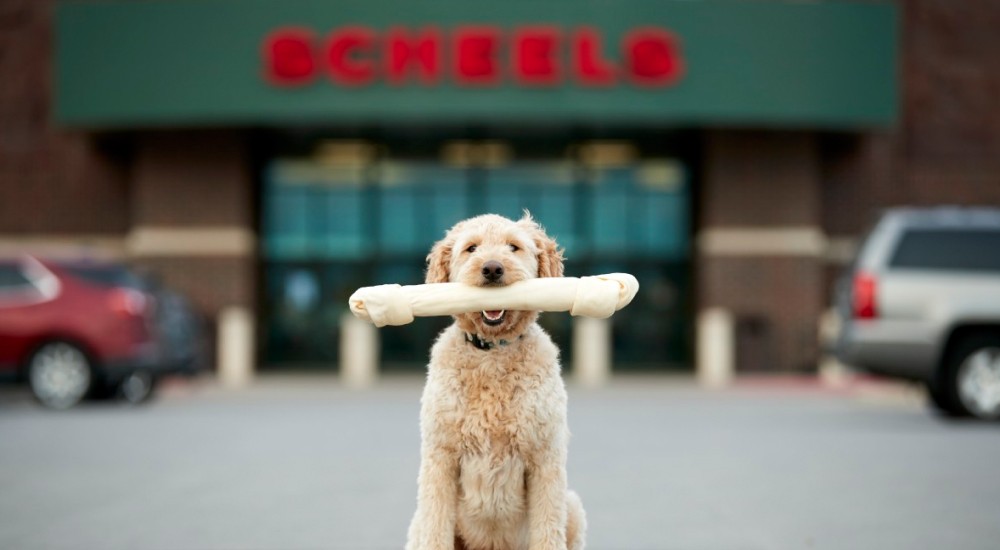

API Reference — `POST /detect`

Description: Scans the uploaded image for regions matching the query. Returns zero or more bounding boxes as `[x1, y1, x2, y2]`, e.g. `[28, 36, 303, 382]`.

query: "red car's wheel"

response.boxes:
[27, 342, 93, 409]
[118, 370, 157, 405]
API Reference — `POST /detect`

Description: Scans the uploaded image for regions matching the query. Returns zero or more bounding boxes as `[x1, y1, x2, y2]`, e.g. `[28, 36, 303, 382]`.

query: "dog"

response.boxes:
[406, 213, 586, 550]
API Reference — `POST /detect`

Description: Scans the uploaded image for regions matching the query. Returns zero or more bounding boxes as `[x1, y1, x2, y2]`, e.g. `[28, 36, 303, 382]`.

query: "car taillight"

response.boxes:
[109, 288, 148, 317]
[852, 272, 878, 319]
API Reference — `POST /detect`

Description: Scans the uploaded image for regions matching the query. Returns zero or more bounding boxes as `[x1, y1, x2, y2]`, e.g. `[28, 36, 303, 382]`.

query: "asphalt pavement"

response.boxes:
[1, 374, 998, 550]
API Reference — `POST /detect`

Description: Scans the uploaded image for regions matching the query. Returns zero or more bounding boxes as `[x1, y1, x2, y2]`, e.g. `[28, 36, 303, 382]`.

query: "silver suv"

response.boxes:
[835, 207, 1000, 419]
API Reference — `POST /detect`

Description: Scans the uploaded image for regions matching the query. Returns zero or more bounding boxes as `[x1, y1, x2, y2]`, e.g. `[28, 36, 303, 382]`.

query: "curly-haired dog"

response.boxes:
[406, 213, 586, 550]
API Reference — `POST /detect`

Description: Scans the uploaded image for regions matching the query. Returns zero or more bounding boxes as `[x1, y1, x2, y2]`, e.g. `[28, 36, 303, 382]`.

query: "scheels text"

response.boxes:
[263, 25, 684, 87]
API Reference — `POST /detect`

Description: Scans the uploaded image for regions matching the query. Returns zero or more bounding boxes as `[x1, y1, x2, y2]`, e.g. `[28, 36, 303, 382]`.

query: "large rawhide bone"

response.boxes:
[349, 273, 640, 327]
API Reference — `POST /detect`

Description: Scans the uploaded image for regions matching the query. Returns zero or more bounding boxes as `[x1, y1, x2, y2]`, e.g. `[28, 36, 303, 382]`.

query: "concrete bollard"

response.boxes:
[573, 317, 611, 388]
[218, 306, 254, 388]
[340, 312, 379, 389]
[697, 307, 734, 388]
[818, 308, 851, 387]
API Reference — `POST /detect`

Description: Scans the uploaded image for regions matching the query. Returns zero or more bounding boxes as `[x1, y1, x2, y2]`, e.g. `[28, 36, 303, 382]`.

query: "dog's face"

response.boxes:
[426, 213, 564, 339]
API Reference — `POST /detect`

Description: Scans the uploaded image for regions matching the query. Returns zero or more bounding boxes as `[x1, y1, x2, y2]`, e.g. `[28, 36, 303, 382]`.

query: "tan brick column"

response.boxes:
[128, 130, 256, 375]
[697, 130, 825, 372]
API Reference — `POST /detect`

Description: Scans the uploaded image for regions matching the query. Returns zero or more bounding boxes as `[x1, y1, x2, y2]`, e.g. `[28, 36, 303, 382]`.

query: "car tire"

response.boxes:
[924, 380, 960, 416]
[27, 341, 93, 409]
[935, 332, 1000, 420]
[118, 370, 156, 405]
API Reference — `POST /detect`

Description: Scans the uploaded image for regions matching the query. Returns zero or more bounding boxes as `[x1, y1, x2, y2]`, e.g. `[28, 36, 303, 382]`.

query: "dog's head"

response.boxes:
[426, 212, 564, 340]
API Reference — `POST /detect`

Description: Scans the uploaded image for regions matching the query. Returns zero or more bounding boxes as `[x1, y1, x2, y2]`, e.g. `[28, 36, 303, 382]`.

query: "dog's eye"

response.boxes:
[509, 244, 520, 252]
[465, 244, 477, 253]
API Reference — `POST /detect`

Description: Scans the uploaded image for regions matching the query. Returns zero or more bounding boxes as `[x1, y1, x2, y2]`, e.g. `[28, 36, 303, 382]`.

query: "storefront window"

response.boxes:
[486, 162, 578, 254]
[264, 161, 369, 259]
[261, 141, 691, 370]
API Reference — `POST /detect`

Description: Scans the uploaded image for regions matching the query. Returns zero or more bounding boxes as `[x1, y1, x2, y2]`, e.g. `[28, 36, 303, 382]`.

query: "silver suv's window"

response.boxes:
[889, 229, 1000, 273]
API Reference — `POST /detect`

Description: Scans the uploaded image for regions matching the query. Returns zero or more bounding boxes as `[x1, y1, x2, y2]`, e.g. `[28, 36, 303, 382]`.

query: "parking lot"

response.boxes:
[1, 374, 998, 550]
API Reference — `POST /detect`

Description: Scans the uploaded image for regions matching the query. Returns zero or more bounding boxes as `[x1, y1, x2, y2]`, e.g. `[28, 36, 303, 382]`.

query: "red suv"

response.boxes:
[0, 256, 203, 408]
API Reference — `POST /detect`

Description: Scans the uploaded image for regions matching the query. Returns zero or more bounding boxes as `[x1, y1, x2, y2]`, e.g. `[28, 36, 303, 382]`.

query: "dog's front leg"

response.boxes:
[406, 446, 459, 550]
[526, 451, 569, 550]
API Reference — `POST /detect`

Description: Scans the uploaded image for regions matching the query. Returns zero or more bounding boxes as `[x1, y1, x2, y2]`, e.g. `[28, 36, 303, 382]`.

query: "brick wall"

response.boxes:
[0, 0, 128, 236]
[821, 0, 1000, 238]
[132, 131, 253, 228]
[699, 131, 824, 372]
[127, 130, 257, 368]
[701, 131, 821, 228]
[130, 130, 256, 315]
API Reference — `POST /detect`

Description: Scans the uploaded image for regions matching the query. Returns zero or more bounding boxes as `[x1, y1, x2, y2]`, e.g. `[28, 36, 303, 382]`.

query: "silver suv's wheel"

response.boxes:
[28, 342, 92, 409]
[956, 347, 1000, 420]
[935, 333, 1000, 420]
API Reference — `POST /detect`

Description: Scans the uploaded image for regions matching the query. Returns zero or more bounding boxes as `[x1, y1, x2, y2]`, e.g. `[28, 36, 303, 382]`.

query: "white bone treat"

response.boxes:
[348, 273, 639, 327]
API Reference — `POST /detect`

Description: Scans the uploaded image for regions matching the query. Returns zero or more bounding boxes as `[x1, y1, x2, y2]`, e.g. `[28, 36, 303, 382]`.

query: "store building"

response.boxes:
[3, 0, 996, 375]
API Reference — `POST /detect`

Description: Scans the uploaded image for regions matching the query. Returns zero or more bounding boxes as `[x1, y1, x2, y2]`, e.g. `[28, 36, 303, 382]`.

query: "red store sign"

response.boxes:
[263, 25, 684, 87]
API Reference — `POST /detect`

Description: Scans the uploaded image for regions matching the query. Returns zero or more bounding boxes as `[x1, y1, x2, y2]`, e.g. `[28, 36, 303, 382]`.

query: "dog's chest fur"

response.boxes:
[455, 354, 529, 456]
[429, 324, 564, 461]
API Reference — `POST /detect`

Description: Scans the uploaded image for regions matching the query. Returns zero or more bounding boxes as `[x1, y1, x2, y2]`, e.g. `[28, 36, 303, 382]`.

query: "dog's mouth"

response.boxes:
[481, 310, 506, 326]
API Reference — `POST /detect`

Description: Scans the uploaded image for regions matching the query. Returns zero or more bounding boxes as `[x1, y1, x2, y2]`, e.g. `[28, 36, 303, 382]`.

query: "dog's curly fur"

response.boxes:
[406, 213, 586, 550]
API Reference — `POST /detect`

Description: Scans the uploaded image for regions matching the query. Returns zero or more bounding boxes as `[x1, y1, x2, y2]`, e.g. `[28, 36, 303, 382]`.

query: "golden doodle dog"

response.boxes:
[406, 213, 586, 550]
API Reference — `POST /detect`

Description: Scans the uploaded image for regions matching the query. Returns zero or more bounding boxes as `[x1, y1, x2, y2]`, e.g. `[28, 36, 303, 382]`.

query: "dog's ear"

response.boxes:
[425, 236, 453, 284]
[518, 211, 564, 278]
[535, 230, 565, 278]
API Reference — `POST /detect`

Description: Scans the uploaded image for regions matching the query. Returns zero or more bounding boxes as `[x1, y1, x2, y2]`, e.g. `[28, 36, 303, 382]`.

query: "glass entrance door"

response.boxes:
[260, 141, 691, 370]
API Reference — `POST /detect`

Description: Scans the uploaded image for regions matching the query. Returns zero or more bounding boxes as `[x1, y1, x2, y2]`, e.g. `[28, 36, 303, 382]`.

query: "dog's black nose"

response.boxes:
[481, 260, 504, 282]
